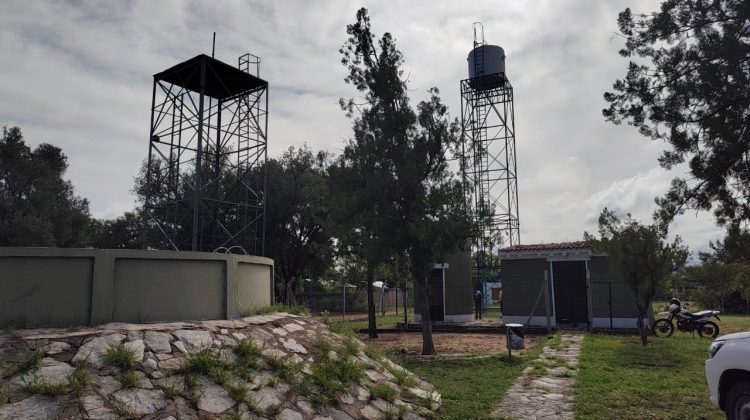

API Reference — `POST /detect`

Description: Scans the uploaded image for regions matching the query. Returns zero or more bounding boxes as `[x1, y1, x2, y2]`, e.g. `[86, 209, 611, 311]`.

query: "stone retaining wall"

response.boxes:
[0, 313, 440, 419]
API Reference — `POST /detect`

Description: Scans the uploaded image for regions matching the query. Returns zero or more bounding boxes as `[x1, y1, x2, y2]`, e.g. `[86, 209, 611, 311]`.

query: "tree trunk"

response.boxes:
[636, 303, 648, 346]
[366, 265, 378, 339]
[420, 277, 436, 355]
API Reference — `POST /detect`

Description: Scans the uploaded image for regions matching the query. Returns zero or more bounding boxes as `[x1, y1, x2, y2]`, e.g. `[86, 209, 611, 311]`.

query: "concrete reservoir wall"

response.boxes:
[0, 248, 274, 328]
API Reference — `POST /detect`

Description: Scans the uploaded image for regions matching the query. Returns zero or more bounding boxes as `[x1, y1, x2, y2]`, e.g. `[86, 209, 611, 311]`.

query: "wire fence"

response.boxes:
[299, 286, 409, 317]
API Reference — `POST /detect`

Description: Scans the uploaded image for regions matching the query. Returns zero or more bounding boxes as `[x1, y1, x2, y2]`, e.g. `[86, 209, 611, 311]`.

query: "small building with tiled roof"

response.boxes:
[498, 241, 641, 329]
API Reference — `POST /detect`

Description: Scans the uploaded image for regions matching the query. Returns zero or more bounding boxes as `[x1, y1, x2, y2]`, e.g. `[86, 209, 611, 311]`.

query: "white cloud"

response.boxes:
[0, 0, 725, 255]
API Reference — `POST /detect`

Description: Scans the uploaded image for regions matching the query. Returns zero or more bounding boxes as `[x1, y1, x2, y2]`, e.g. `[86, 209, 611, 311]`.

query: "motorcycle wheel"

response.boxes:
[698, 321, 720, 339]
[652, 319, 674, 337]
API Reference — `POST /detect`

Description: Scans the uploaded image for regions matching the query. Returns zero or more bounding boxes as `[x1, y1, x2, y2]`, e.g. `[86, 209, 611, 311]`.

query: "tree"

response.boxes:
[337, 8, 472, 351]
[700, 223, 750, 264]
[585, 208, 688, 345]
[689, 262, 740, 312]
[264, 145, 335, 305]
[604, 1, 750, 227]
[697, 224, 750, 312]
[89, 211, 143, 249]
[0, 126, 91, 247]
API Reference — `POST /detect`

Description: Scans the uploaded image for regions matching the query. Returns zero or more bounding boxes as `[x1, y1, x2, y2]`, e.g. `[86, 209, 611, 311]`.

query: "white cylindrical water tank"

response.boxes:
[467, 45, 505, 79]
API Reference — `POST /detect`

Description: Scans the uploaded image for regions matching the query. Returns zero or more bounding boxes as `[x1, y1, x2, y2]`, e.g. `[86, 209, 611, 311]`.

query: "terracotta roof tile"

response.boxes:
[500, 241, 589, 252]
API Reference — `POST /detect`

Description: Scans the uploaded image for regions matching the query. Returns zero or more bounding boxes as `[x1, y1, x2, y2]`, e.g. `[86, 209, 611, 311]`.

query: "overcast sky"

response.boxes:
[0, 0, 722, 257]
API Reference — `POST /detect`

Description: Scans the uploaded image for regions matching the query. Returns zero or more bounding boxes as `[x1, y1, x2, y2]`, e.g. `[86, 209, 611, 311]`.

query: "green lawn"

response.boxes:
[399, 338, 547, 420]
[574, 314, 750, 419]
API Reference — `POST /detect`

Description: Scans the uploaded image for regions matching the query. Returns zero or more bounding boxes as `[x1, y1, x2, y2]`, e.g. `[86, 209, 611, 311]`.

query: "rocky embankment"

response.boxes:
[0, 313, 440, 419]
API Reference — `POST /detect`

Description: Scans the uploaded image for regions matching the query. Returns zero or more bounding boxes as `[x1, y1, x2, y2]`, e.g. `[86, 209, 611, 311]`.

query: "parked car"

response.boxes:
[705, 331, 750, 419]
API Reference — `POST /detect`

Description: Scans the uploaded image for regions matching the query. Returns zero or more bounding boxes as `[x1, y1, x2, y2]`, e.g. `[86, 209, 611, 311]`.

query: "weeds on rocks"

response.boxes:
[314, 335, 333, 357]
[161, 380, 181, 399]
[364, 343, 384, 361]
[66, 365, 91, 394]
[178, 348, 234, 385]
[120, 370, 139, 388]
[386, 363, 416, 388]
[227, 382, 249, 403]
[383, 404, 407, 420]
[106, 396, 136, 419]
[341, 337, 360, 358]
[103, 345, 137, 370]
[369, 383, 397, 402]
[307, 333, 366, 401]
[309, 392, 333, 408]
[184, 373, 202, 405]
[4, 348, 43, 378]
[233, 339, 262, 370]
[21, 376, 67, 395]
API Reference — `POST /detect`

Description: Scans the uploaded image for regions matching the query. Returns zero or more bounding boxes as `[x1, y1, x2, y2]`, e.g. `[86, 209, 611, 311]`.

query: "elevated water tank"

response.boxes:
[467, 45, 505, 79]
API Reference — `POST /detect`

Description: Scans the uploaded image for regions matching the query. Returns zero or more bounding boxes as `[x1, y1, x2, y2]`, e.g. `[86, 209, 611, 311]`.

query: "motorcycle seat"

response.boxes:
[687, 310, 713, 318]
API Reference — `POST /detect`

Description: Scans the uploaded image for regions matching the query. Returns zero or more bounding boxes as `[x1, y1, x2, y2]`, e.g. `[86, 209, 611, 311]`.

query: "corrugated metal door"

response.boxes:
[552, 261, 588, 324]
[429, 268, 445, 321]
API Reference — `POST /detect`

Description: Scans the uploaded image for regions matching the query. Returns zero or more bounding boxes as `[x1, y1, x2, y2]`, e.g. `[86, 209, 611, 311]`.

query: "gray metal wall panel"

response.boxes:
[501, 258, 552, 316]
[236, 263, 272, 315]
[588, 256, 638, 318]
[444, 251, 473, 316]
[112, 258, 225, 323]
[0, 247, 275, 327]
[0, 256, 93, 327]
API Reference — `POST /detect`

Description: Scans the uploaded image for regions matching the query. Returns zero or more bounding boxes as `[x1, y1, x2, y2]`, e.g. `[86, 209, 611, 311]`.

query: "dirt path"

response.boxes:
[362, 332, 542, 356]
[490, 332, 583, 419]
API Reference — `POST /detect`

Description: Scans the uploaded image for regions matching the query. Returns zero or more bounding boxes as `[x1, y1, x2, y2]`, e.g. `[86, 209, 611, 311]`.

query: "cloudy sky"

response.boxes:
[0, 0, 722, 257]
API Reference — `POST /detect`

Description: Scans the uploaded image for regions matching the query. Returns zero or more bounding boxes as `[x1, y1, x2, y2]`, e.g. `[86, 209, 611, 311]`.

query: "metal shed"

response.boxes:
[499, 242, 642, 329]
[414, 251, 474, 323]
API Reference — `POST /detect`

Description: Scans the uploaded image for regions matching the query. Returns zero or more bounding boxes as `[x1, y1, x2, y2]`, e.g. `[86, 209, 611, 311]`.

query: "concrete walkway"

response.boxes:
[490, 332, 583, 419]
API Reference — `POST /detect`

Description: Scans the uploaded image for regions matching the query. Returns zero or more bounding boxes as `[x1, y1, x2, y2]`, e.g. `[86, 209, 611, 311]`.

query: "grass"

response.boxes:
[325, 311, 414, 335]
[527, 360, 548, 377]
[184, 373, 202, 405]
[369, 382, 397, 402]
[21, 376, 68, 395]
[66, 364, 91, 394]
[364, 342, 385, 361]
[305, 335, 366, 405]
[233, 339, 262, 379]
[106, 396, 136, 419]
[102, 345, 137, 370]
[2, 348, 43, 379]
[572, 316, 750, 419]
[120, 370, 140, 388]
[178, 348, 233, 385]
[399, 340, 545, 419]
[161, 379, 181, 399]
[241, 304, 309, 317]
[342, 336, 360, 357]
[227, 382, 249, 403]
[385, 363, 416, 388]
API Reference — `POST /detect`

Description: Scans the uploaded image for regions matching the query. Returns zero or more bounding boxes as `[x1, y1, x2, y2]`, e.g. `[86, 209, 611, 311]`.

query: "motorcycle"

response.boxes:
[652, 298, 721, 339]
